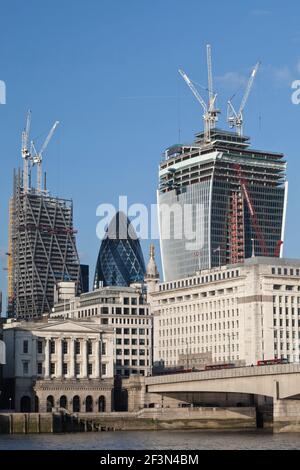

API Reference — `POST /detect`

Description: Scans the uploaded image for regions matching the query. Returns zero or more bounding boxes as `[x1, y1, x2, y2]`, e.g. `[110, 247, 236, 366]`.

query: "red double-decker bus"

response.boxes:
[257, 358, 288, 366]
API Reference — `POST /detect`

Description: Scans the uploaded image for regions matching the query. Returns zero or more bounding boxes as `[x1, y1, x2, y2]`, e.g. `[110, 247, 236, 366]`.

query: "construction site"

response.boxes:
[7, 112, 81, 319]
[158, 46, 287, 281]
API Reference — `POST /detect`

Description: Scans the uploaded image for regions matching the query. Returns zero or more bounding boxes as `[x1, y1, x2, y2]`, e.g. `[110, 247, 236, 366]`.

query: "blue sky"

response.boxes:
[1, 0, 300, 310]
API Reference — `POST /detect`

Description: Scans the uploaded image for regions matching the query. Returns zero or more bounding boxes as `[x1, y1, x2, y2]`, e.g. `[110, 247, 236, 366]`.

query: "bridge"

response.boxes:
[145, 364, 300, 432]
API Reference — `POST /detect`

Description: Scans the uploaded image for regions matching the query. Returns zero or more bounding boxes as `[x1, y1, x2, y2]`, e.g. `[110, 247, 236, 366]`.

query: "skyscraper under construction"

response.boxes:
[8, 113, 81, 318]
[158, 46, 287, 281]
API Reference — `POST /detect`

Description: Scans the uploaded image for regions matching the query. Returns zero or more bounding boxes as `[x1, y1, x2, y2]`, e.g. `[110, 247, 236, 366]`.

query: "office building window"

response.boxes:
[75, 341, 80, 355]
[23, 361, 29, 374]
[23, 340, 28, 354]
[62, 340, 68, 354]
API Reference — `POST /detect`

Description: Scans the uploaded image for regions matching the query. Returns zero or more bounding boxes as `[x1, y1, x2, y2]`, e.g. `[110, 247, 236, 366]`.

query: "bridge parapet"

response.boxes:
[146, 364, 300, 387]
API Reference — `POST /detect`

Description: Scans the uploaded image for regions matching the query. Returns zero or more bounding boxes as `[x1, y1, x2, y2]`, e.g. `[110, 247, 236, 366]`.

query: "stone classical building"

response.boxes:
[51, 284, 152, 377]
[3, 318, 114, 413]
[148, 257, 300, 367]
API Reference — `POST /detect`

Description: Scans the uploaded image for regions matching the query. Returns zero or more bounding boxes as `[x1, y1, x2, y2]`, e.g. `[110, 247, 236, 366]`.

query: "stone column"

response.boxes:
[57, 338, 63, 378]
[82, 340, 88, 378]
[94, 340, 100, 378]
[70, 338, 76, 378]
[44, 338, 50, 378]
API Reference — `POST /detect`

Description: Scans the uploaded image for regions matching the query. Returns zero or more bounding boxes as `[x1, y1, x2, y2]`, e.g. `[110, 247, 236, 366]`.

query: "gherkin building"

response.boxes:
[94, 211, 146, 288]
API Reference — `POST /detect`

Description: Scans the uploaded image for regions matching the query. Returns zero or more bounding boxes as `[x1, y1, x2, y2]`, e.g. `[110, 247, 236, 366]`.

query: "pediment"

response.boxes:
[33, 320, 102, 334]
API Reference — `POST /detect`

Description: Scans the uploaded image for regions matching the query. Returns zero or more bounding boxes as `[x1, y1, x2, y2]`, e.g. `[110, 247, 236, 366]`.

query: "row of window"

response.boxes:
[116, 349, 147, 356]
[159, 335, 240, 348]
[23, 340, 106, 356]
[159, 270, 240, 291]
[115, 328, 147, 335]
[272, 267, 300, 276]
[116, 338, 147, 345]
[159, 310, 239, 326]
[24, 362, 108, 376]
[273, 284, 300, 291]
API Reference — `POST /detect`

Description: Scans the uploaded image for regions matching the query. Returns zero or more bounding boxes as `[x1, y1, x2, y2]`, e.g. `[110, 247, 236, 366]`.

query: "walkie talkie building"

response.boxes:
[158, 129, 287, 281]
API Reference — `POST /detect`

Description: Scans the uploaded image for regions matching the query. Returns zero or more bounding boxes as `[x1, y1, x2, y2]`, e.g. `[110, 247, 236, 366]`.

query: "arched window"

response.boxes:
[73, 395, 80, 413]
[34, 396, 39, 413]
[98, 396, 106, 412]
[46, 395, 54, 412]
[20, 396, 31, 412]
[86, 396, 93, 412]
[60, 395, 68, 409]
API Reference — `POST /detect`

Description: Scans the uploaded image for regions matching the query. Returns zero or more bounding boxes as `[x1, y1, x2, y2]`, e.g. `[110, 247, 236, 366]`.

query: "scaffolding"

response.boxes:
[10, 170, 81, 319]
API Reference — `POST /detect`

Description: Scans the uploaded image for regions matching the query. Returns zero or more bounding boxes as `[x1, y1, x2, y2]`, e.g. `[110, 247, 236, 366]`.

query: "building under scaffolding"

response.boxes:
[8, 170, 81, 318]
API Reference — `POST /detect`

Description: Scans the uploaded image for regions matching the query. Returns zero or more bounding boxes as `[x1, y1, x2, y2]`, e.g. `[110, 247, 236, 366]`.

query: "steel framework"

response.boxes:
[10, 170, 81, 318]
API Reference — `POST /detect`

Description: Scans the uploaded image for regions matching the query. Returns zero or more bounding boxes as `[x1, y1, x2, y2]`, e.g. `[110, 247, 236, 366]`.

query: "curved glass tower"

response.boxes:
[94, 211, 146, 288]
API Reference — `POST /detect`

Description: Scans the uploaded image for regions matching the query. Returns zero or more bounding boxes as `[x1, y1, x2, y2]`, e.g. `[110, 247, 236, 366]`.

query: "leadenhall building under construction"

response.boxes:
[8, 112, 81, 319]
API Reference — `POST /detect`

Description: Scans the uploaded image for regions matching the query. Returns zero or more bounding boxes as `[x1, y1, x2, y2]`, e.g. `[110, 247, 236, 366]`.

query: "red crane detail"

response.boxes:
[233, 163, 269, 257]
[274, 240, 283, 257]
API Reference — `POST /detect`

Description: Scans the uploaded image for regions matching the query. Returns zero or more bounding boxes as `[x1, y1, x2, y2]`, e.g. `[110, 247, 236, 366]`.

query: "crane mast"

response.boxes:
[21, 110, 32, 194]
[227, 61, 260, 136]
[178, 45, 219, 143]
[31, 121, 60, 192]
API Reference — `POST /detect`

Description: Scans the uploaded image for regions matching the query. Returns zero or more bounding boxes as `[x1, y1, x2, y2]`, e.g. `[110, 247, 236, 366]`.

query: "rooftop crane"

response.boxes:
[227, 61, 260, 136]
[179, 44, 220, 143]
[31, 121, 60, 192]
[206, 44, 220, 130]
[21, 110, 32, 193]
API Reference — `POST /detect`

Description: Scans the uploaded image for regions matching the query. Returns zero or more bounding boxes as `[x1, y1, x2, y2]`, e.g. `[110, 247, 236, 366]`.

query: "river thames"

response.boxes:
[0, 430, 300, 450]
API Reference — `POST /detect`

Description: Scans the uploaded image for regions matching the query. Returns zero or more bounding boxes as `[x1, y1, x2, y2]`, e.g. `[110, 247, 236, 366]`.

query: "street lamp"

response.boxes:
[8, 397, 12, 411]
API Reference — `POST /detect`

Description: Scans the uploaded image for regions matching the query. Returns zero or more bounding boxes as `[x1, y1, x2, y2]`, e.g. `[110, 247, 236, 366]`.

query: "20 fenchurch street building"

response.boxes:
[158, 129, 287, 281]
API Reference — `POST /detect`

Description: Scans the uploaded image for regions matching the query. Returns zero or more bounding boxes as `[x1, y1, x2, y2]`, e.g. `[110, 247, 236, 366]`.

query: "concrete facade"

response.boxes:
[148, 257, 300, 367]
[2, 318, 114, 413]
[50, 285, 152, 377]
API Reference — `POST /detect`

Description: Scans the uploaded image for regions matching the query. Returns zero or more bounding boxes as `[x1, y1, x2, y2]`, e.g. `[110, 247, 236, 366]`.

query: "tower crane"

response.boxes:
[21, 110, 32, 193]
[178, 44, 220, 143]
[227, 61, 260, 136]
[31, 121, 60, 192]
[233, 163, 269, 257]
[206, 44, 220, 130]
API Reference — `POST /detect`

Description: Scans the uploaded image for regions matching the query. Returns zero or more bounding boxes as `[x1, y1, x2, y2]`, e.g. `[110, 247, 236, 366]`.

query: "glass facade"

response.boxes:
[158, 129, 287, 281]
[94, 211, 146, 288]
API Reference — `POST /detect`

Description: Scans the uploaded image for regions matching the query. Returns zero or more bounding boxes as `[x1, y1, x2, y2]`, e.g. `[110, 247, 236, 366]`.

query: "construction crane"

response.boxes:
[233, 163, 269, 257]
[206, 44, 220, 130]
[31, 121, 60, 192]
[227, 62, 260, 136]
[178, 44, 220, 143]
[21, 110, 32, 193]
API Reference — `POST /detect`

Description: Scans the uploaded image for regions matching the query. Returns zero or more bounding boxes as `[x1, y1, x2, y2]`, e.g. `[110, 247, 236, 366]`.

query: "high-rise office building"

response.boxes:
[158, 129, 287, 281]
[94, 211, 146, 288]
[10, 171, 81, 319]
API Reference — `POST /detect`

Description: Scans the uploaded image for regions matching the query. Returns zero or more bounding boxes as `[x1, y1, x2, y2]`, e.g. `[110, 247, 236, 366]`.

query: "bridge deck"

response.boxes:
[146, 364, 300, 386]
